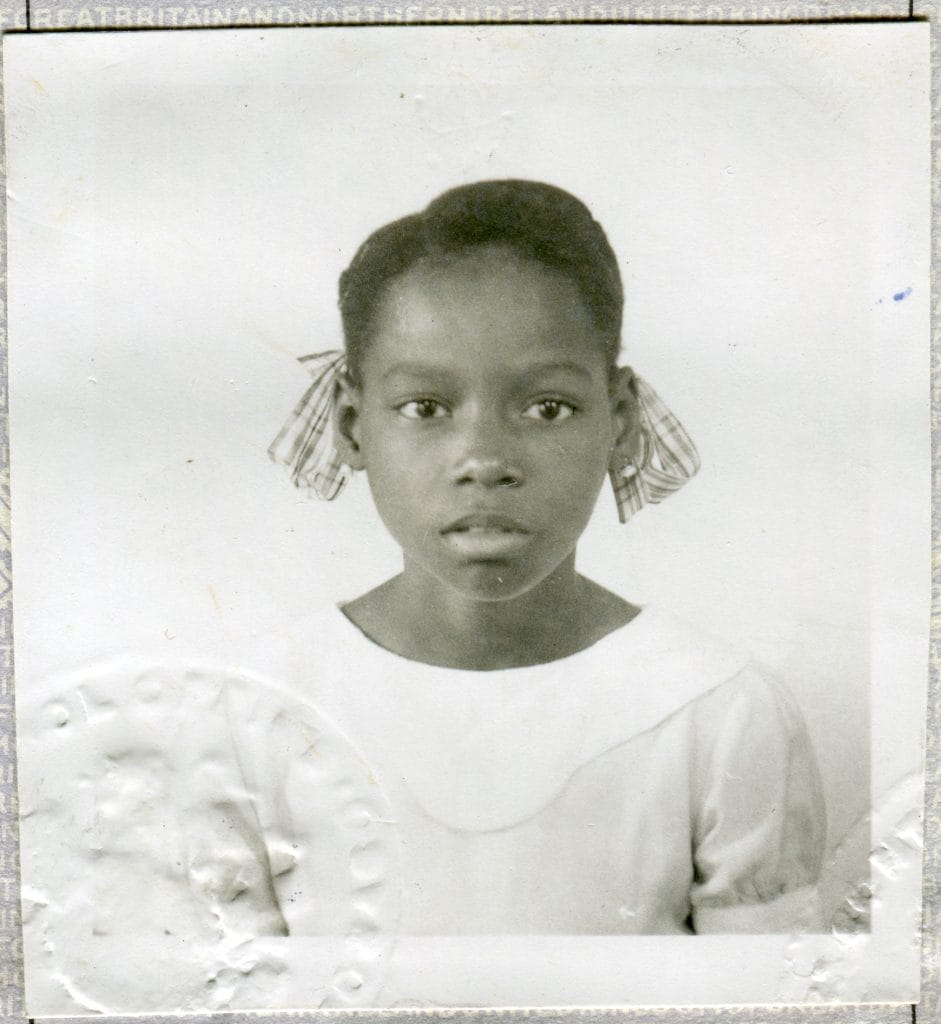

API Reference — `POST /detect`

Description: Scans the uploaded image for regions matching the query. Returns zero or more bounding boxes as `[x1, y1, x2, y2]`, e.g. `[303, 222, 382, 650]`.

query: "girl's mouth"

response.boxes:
[443, 512, 528, 533]
[441, 514, 530, 557]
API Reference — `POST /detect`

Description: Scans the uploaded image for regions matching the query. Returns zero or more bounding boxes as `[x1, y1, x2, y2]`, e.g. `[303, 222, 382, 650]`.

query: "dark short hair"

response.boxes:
[338, 179, 623, 382]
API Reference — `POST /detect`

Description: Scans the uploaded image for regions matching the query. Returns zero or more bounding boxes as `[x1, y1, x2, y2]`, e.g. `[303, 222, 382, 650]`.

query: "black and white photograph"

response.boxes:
[3, 23, 929, 1012]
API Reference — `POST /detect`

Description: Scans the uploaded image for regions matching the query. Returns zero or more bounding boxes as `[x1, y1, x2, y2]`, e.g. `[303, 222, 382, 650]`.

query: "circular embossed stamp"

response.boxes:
[18, 659, 400, 1013]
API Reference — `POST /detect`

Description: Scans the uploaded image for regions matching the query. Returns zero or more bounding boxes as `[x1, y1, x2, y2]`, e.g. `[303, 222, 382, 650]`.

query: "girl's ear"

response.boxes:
[609, 365, 643, 468]
[333, 372, 366, 471]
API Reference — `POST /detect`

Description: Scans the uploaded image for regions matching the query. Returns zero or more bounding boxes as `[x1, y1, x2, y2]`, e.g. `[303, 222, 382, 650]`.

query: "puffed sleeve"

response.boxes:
[688, 666, 827, 933]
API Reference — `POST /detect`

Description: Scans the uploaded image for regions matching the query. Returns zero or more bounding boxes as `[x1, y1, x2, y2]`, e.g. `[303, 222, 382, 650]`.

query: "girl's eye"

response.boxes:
[397, 398, 449, 420]
[522, 399, 577, 422]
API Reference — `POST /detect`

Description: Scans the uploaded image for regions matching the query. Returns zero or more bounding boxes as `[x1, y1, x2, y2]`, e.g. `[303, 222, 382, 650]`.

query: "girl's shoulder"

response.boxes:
[591, 607, 810, 753]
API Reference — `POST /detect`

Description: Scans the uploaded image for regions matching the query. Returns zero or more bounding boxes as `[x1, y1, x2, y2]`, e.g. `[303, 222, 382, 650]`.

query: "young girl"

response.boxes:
[265, 179, 826, 936]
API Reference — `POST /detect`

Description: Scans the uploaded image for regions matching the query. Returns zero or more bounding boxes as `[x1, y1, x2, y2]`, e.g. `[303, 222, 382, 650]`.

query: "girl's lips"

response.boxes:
[441, 514, 531, 558]
[442, 513, 528, 534]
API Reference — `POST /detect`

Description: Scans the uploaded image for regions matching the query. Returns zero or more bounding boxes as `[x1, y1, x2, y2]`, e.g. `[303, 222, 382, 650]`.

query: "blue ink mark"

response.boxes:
[893, 287, 912, 302]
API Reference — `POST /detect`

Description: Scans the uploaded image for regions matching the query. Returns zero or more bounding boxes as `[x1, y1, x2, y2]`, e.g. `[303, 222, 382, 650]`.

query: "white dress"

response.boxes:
[238, 604, 827, 936]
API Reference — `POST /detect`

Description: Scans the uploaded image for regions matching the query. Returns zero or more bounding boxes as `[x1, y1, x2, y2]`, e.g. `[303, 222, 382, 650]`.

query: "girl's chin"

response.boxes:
[433, 563, 566, 604]
[400, 545, 581, 604]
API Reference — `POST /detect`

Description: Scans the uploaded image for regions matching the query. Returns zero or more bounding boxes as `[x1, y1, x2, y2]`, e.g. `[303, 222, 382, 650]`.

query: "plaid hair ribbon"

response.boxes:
[608, 376, 701, 524]
[269, 350, 700, 521]
[267, 350, 351, 499]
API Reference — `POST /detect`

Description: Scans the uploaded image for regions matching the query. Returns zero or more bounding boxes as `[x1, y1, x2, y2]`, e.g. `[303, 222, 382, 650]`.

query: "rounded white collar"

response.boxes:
[264, 605, 750, 833]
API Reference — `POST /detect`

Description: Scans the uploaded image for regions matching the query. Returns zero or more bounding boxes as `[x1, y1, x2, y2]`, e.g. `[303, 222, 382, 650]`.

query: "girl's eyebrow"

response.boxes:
[520, 360, 595, 382]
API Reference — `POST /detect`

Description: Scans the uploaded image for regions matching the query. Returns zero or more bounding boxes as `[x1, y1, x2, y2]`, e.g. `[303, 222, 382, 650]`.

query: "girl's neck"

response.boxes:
[342, 559, 640, 671]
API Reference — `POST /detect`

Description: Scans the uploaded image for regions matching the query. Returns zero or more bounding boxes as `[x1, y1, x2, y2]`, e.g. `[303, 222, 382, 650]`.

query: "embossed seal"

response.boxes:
[18, 659, 400, 1013]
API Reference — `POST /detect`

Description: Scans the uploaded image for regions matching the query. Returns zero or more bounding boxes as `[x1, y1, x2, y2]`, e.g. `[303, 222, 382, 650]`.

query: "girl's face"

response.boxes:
[338, 247, 635, 603]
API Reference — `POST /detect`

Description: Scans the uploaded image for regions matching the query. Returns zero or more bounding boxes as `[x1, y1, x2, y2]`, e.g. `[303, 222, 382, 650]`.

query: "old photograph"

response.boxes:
[4, 23, 929, 1012]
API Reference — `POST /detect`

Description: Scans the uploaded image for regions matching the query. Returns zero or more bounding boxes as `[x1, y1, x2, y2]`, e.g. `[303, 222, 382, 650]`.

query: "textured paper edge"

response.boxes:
[0, 5, 933, 1023]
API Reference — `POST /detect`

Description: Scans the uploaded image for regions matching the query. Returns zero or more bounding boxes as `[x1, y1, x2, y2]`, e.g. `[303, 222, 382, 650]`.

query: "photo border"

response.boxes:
[0, 5, 933, 1022]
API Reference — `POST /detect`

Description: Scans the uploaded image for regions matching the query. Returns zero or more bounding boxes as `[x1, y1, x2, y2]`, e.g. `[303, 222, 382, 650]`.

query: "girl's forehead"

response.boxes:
[361, 255, 608, 383]
[367, 247, 606, 371]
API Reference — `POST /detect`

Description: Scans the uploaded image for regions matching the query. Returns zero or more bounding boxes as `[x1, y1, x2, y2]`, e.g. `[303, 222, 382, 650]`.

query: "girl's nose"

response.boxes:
[452, 454, 522, 489]
[450, 406, 524, 488]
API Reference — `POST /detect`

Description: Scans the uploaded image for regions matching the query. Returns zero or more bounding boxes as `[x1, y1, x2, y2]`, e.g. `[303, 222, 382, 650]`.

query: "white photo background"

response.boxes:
[6, 23, 928, 1008]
